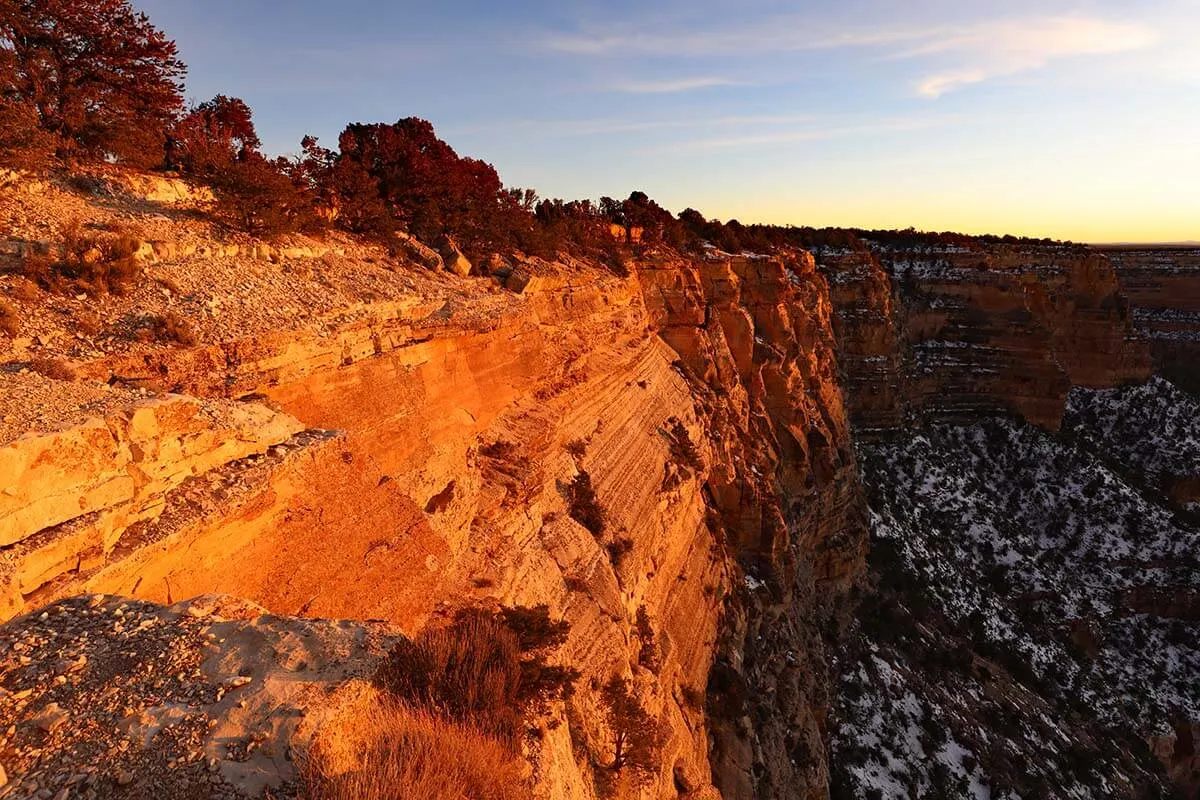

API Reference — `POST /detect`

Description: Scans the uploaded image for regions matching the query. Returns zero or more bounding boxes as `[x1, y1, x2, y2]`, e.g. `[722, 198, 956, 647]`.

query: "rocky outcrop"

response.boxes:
[816, 243, 1152, 434]
[637, 252, 867, 798]
[1106, 247, 1200, 396]
[0, 392, 304, 619]
[0, 594, 400, 800]
[0, 247, 867, 799]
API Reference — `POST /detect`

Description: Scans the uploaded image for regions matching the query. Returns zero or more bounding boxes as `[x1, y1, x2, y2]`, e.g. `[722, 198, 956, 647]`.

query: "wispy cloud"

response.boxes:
[906, 16, 1157, 97]
[449, 113, 820, 138]
[450, 111, 955, 155]
[541, 11, 1159, 97]
[609, 76, 743, 94]
[542, 22, 922, 58]
[666, 114, 955, 151]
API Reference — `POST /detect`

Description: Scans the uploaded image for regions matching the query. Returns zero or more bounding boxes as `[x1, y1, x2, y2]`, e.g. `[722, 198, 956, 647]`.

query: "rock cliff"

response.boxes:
[816, 242, 1151, 436]
[1104, 247, 1200, 397]
[0, 173, 867, 800]
[1, 172, 1194, 799]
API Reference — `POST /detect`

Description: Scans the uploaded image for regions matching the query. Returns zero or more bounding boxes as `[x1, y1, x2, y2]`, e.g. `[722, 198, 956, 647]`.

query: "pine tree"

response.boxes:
[601, 675, 662, 773]
[0, 0, 186, 162]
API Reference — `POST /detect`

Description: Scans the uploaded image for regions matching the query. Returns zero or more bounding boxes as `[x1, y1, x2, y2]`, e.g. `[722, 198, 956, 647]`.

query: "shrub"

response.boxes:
[606, 537, 634, 567]
[665, 418, 704, 472]
[566, 470, 606, 537]
[680, 684, 705, 712]
[28, 358, 76, 381]
[0, 299, 19, 337]
[374, 607, 578, 749]
[565, 438, 588, 459]
[500, 605, 570, 652]
[600, 675, 662, 773]
[6, 277, 40, 303]
[301, 704, 526, 800]
[635, 606, 660, 673]
[138, 311, 197, 346]
[21, 220, 142, 295]
[74, 309, 102, 337]
[209, 153, 321, 237]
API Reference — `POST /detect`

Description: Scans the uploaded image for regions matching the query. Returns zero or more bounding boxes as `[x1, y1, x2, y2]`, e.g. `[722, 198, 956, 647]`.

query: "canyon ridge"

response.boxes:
[0, 167, 1196, 800]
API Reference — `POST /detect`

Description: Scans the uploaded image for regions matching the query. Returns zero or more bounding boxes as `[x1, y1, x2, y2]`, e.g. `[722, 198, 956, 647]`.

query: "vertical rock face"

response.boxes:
[1105, 247, 1200, 396]
[638, 251, 867, 799]
[816, 243, 1152, 434]
[817, 250, 906, 439]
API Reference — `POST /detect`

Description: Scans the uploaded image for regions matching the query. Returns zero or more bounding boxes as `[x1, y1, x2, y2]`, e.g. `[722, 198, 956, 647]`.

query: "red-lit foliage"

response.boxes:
[170, 95, 261, 173]
[0, 0, 186, 165]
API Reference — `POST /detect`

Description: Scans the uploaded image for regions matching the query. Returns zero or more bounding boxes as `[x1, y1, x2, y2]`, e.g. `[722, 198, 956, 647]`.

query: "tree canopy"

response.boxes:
[0, 0, 186, 164]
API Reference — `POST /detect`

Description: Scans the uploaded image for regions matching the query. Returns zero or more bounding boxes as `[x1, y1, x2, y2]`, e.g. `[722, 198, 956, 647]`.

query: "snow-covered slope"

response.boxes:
[831, 380, 1200, 798]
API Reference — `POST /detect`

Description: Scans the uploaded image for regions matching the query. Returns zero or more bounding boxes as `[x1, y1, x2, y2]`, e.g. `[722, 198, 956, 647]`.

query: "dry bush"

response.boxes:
[566, 470, 606, 537]
[6, 277, 41, 303]
[0, 299, 19, 337]
[74, 309, 103, 337]
[137, 311, 197, 346]
[375, 612, 526, 747]
[29, 358, 76, 382]
[374, 608, 578, 749]
[21, 220, 143, 296]
[606, 537, 634, 568]
[665, 418, 704, 472]
[680, 684, 705, 712]
[301, 704, 526, 800]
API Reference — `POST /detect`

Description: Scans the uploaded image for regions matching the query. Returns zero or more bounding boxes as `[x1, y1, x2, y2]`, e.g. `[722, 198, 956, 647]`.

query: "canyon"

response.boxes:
[0, 172, 1197, 799]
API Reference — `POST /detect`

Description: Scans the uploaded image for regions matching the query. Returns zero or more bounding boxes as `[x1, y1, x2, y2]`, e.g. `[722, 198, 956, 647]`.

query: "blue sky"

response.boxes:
[139, 0, 1200, 242]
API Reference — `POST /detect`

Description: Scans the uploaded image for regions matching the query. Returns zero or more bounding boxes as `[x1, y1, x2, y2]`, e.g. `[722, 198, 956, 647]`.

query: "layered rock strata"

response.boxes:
[1105, 247, 1200, 396]
[815, 243, 1151, 435]
[1, 246, 866, 799]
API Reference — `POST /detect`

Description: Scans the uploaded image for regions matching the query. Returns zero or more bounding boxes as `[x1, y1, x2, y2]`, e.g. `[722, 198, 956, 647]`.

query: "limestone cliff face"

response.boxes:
[0, 249, 866, 799]
[637, 252, 867, 799]
[817, 251, 906, 439]
[815, 243, 1152, 434]
[1105, 247, 1200, 397]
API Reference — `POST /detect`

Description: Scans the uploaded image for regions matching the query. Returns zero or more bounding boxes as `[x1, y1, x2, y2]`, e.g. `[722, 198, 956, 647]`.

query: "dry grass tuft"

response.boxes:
[0, 299, 19, 337]
[28, 357, 76, 382]
[6, 277, 41, 303]
[375, 612, 525, 747]
[136, 311, 197, 346]
[302, 704, 526, 800]
[21, 218, 143, 296]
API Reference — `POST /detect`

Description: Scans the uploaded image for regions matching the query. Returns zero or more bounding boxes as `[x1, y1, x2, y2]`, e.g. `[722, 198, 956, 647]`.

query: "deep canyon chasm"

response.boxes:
[1, 179, 1198, 800]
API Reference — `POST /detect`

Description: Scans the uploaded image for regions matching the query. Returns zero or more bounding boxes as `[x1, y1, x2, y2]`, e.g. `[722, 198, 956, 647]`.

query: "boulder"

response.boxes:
[394, 232, 443, 271]
[485, 253, 513, 279]
[439, 236, 472, 278]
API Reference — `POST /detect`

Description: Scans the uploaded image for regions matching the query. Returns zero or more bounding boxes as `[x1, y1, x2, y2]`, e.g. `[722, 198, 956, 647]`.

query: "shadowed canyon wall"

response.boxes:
[815, 243, 1152, 437]
[1105, 247, 1200, 398]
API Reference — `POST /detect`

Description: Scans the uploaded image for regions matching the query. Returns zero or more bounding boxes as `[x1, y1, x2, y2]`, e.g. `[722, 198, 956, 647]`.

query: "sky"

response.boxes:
[137, 0, 1200, 243]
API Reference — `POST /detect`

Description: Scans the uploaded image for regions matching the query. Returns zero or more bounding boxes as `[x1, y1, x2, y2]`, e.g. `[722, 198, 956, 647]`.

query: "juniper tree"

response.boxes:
[601, 675, 661, 773]
[0, 0, 186, 163]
